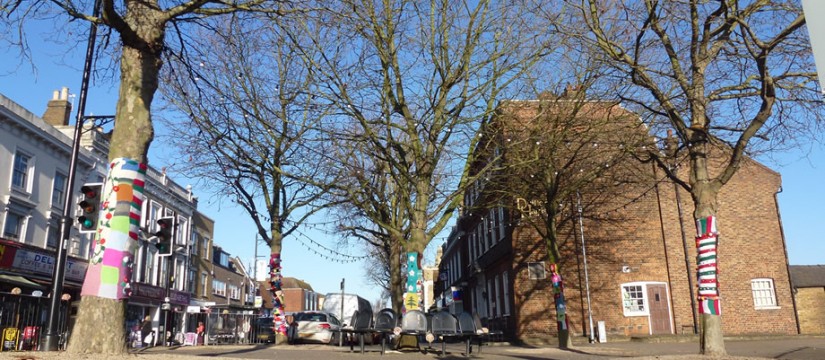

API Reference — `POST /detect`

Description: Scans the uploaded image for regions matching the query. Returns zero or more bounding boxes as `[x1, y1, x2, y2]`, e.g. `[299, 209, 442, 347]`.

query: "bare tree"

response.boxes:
[560, 0, 821, 355]
[160, 15, 338, 339]
[2, 0, 291, 354]
[281, 0, 552, 312]
[326, 133, 410, 313]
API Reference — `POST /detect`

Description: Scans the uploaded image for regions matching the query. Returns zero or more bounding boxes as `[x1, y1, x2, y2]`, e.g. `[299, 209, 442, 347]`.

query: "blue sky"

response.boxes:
[1, 19, 823, 304]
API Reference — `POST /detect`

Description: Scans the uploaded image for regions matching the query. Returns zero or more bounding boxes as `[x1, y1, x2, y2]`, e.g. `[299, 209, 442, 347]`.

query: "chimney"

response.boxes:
[42, 87, 72, 126]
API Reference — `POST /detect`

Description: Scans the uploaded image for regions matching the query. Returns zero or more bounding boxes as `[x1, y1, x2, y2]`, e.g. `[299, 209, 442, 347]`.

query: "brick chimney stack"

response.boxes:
[42, 87, 72, 126]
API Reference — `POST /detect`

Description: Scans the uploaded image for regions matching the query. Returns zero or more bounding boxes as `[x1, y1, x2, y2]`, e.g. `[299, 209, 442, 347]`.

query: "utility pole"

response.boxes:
[577, 191, 594, 343]
[160, 217, 177, 346]
[339, 278, 344, 347]
[41, 0, 101, 351]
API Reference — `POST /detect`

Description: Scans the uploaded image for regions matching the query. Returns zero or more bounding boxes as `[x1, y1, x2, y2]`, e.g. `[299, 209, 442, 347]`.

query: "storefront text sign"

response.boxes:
[11, 249, 88, 282]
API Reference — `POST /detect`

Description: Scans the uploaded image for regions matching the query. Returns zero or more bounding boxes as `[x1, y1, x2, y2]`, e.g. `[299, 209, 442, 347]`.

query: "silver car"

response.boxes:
[290, 311, 342, 344]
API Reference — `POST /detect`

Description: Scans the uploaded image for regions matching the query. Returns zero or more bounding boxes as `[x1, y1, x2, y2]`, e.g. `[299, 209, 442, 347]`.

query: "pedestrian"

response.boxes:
[286, 315, 297, 345]
[197, 321, 205, 345]
[141, 315, 154, 347]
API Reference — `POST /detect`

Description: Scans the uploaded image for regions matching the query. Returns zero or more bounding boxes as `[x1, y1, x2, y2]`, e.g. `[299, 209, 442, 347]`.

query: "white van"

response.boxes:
[322, 293, 372, 326]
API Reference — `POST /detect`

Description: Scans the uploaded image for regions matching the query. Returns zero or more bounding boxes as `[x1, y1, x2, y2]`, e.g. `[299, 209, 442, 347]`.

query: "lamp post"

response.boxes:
[40, 0, 102, 351]
[339, 278, 344, 347]
[252, 235, 267, 284]
[576, 191, 595, 343]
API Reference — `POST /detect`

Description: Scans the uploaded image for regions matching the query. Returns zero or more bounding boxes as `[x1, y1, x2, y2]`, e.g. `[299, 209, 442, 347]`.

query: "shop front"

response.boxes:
[0, 241, 86, 351]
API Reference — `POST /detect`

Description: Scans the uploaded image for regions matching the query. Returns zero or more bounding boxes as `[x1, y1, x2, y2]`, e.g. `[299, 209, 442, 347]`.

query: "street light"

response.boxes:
[252, 235, 267, 282]
[577, 191, 594, 343]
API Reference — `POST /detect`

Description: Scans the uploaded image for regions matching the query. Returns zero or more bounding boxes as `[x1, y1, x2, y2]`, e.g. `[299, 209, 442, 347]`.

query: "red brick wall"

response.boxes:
[509, 157, 797, 343]
[283, 289, 306, 313]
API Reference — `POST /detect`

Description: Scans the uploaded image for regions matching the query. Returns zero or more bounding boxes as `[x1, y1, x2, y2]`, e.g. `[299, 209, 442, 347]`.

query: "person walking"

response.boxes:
[141, 315, 154, 347]
[196, 321, 205, 345]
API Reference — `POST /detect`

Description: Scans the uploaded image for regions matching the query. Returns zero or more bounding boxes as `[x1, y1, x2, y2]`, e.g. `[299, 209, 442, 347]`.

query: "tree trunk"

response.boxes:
[389, 241, 404, 314]
[544, 212, 572, 349]
[268, 230, 287, 339]
[690, 148, 725, 356]
[68, 11, 163, 354]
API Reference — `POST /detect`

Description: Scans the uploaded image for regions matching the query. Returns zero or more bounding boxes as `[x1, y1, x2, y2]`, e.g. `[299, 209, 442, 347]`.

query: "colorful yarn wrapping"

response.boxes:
[81, 158, 146, 300]
[550, 264, 569, 331]
[695, 216, 721, 315]
[269, 252, 286, 335]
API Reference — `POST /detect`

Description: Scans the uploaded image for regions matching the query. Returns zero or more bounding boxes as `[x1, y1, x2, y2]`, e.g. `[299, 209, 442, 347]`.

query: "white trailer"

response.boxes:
[322, 293, 372, 326]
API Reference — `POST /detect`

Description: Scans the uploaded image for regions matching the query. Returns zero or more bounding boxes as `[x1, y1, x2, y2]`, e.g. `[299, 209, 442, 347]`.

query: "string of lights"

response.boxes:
[292, 228, 369, 263]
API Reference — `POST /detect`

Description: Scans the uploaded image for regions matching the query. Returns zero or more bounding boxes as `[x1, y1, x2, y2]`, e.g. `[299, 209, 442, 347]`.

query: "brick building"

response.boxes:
[257, 277, 318, 315]
[436, 92, 797, 344]
[789, 265, 825, 334]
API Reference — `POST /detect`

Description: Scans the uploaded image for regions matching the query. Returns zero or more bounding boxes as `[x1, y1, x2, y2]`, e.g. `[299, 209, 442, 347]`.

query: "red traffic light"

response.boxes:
[80, 185, 98, 199]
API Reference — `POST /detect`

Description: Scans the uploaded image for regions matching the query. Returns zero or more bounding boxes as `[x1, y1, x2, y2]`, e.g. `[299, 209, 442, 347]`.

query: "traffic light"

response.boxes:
[77, 184, 102, 232]
[154, 216, 175, 256]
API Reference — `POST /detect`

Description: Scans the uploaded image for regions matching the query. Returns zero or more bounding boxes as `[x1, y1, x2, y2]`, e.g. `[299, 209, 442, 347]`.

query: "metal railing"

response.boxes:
[0, 292, 72, 352]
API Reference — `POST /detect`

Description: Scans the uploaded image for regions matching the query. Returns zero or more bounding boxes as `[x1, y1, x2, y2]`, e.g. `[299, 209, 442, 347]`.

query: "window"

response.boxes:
[201, 236, 210, 260]
[212, 279, 226, 297]
[483, 212, 491, 248]
[494, 274, 501, 317]
[176, 216, 187, 246]
[144, 247, 157, 285]
[622, 284, 646, 316]
[527, 262, 546, 280]
[228, 284, 239, 300]
[188, 268, 196, 294]
[176, 259, 186, 290]
[477, 224, 484, 252]
[218, 251, 229, 267]
[3, 212, 26, 240]
[486, 278, 493, 317]
[52, 172, 68, 208]
[147, 201, 162, 228]
[502, 272, 510, 316]
[200, 272, 208, 297]
[497, 207, 506, 240]
[46, 214, 61, 248]
[751, 278, 778, 309]
[11, 151, 32, 191]
[469, 232, 475, 261]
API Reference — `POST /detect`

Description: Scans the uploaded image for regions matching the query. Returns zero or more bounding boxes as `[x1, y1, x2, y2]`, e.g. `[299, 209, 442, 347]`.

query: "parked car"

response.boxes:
[290, 311, 342, 344]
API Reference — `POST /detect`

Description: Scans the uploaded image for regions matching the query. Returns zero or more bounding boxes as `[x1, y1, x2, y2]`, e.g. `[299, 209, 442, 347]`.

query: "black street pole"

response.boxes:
[163, 255, 172, 346]
[161, 217, 177, 346]
[41, 0, 102, 351]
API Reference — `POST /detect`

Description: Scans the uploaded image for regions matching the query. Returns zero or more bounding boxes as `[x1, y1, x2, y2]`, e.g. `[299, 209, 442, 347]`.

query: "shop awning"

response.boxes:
[0, 274, 45, 289]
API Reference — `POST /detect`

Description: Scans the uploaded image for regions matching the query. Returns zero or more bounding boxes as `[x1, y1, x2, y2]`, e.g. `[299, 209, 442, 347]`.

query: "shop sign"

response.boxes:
[169, 289, 190, 305]
[9, 248, 88, 282]
[131, 283, 164, 299]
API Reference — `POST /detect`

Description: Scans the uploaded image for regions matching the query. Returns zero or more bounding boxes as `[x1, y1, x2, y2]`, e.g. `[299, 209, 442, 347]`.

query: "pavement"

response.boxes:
[131, 335, 825, 360]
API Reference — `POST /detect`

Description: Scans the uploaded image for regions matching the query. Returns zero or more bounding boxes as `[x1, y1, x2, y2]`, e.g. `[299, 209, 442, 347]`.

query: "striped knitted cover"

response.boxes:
[695, 216, 721, 315]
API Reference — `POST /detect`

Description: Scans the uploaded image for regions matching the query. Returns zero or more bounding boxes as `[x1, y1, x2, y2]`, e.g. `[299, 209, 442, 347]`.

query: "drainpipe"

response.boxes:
[774, 186, 800, 334]
[674, 177, 698, 334]
[576, 191, 594, 343]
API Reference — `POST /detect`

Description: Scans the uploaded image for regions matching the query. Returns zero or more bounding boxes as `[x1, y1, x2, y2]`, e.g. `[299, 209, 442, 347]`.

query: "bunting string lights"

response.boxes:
[294, 230, 369, 263]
